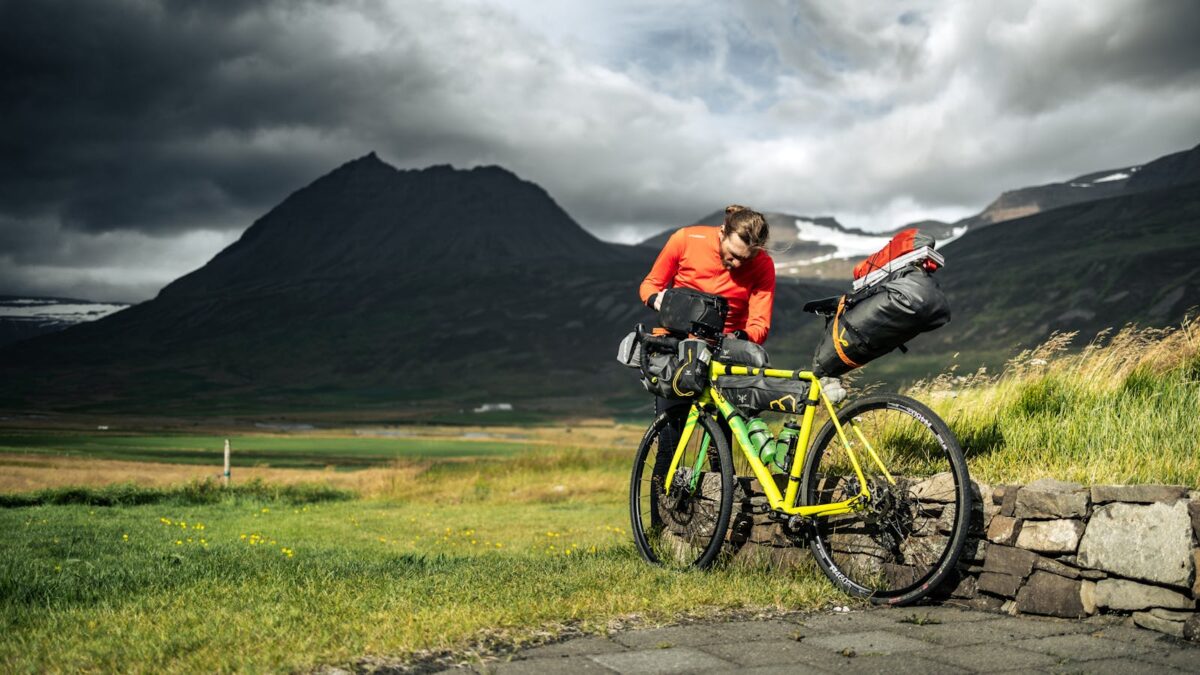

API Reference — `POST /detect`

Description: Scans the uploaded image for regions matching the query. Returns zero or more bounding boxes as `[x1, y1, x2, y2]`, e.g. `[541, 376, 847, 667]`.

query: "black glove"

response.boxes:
[729, 330, 749, 341]
[646, 292, 660, 310]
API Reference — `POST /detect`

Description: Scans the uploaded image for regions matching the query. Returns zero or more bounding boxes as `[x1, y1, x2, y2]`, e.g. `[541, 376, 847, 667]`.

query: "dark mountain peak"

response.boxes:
[469, 164, 519, 178]
[328, 151, 396, 176]
[157, 156, 627, 299]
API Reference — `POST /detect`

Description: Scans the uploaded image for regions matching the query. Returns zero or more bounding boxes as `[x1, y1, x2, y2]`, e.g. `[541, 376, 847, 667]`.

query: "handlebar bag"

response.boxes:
[639, 336, 711, 399]
[659, 288, 729, 338]
[813, 266, 950, 378]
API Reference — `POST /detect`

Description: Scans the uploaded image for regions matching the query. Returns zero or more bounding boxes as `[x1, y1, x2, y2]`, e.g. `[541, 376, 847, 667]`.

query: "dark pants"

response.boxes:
[655, 395, 691, 455]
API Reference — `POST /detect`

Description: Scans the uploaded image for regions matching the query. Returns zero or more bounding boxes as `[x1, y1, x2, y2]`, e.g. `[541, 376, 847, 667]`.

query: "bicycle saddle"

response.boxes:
[802, 295, 841, 316]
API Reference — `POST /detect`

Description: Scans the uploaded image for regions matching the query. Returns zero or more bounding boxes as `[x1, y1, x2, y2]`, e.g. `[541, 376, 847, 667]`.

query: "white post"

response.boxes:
[223, 439, 231, 487]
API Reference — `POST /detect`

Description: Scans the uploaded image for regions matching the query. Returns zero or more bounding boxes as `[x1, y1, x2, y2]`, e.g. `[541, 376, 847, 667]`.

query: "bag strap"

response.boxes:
[670, 343, 698, 397]
[831, 295, 863, 370]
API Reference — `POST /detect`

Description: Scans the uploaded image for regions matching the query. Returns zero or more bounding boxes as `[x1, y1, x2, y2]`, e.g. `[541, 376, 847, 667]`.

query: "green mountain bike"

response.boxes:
[629, 337, 972, 606]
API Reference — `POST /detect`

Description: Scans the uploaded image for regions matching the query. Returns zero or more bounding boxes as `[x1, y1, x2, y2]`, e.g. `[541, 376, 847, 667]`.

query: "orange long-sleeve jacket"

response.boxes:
[639, 226, 776, 343]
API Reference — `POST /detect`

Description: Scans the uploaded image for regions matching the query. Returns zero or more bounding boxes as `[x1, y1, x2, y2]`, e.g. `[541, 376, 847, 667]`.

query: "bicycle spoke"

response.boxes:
[802, 394, 970, 605]
[631, 411, 734, 570]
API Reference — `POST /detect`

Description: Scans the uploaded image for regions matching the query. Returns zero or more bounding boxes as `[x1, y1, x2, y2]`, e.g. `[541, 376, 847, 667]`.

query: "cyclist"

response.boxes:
[639, 205, 775, 449]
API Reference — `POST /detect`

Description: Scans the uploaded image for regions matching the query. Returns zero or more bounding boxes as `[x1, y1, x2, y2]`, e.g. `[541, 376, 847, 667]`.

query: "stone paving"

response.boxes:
[435, 606, 1200, 674]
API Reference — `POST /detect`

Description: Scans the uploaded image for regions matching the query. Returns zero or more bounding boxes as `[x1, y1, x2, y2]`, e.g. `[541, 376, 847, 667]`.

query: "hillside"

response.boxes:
[647, 144, 1200, 284]
[938, 180, 1200, 348]
[858, 178, 1200, 384]
[0, 156, 836, 416]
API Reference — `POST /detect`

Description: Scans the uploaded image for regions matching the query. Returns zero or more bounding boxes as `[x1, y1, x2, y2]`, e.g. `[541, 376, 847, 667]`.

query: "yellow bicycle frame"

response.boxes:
[663, 360, 897, 518]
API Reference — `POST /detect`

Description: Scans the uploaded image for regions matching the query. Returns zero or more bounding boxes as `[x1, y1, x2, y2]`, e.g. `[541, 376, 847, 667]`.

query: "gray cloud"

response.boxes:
[2, 0, 1199, 301]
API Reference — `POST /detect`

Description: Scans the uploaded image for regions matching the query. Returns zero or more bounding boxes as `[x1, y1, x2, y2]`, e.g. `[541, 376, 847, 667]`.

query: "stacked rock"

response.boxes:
[729, 475, 1200, 640]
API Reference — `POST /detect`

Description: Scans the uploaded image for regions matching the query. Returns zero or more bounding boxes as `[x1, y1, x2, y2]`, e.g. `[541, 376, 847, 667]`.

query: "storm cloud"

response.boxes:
[2, 0, 1199, 301]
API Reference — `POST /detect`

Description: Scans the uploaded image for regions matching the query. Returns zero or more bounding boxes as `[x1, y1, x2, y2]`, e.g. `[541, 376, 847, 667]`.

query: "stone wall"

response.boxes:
[730, 476, 1200, 640]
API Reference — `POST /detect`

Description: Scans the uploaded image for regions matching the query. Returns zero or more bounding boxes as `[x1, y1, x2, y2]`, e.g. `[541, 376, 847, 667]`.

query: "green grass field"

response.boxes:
[0, 474, 838, 673]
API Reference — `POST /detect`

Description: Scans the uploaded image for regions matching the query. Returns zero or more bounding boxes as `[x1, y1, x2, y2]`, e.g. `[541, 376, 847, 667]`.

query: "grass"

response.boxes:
[0, 447, 841, 673]
[0, 478, 354, 508]
[909, 315, 1200, 486]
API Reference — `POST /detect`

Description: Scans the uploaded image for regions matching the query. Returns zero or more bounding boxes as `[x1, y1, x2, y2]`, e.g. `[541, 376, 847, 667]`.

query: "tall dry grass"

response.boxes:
[910, 315, 1200, 486]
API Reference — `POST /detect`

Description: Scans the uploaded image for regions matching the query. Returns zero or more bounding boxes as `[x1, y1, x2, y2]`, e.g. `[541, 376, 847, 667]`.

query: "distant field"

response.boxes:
[0, 430, 539, 469]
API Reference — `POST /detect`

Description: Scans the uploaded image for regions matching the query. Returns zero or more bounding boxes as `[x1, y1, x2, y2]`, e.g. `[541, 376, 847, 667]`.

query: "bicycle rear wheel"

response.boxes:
[800, 393, 970, 605]
[630, 409, 734, 570]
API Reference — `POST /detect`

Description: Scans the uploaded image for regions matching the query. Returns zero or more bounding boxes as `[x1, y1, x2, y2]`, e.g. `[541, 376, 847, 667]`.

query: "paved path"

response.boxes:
[436, 606, 1200, 674]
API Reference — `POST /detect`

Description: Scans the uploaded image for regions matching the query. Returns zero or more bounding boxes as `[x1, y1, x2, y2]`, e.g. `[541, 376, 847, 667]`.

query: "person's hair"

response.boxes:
[721, 204, 770, 250]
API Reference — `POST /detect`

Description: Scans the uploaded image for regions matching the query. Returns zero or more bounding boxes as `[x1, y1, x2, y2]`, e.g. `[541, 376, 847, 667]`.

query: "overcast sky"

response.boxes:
[2, 0, 1199, 302]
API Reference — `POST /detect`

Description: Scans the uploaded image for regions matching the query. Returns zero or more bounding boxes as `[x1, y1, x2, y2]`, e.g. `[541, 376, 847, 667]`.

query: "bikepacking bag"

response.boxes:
[640, 338, 713, 399]
[852, 228, 944, 292]
[658, 288, 729, 338]
[716, 336, 770, 367]
[813, 265, 951, 378]
[616, 330, 643, 369]
[716, 374, 809, 415]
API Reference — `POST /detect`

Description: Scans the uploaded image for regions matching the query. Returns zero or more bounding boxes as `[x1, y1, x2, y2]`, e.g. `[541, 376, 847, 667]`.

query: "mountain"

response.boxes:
[935, 178, 1200, 349]
[859, 170, 1200, 385]
[0, 155, 837, 416]
[0, 297, 130, 348]
[952, 143, 1200, 234]
[640, 211, 963, 281]
[648, 144, 1200, 286]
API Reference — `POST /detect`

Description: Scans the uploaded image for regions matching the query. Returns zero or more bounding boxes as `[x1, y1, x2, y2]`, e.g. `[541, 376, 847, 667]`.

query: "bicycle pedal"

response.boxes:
[786, 515, 811, 530]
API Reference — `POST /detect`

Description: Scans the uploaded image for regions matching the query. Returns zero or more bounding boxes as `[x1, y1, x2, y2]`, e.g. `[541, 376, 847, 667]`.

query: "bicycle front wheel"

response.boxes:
[630, 409, 734, 570]
[800, 393, 971, 605]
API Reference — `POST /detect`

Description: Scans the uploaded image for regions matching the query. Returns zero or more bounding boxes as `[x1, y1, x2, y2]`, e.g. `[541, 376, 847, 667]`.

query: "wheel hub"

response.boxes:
[665, 467, 694, 511]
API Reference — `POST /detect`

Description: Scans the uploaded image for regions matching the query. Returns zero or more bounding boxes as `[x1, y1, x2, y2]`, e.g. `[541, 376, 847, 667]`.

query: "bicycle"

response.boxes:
[628, 328, 972, 606]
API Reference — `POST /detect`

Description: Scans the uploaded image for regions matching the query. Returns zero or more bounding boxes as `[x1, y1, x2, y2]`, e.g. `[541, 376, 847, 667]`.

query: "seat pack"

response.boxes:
[812, 230, 951, 377]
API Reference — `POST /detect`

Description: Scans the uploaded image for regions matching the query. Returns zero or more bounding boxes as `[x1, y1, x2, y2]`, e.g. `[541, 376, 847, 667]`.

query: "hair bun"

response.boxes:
[725, 204, 748, 216]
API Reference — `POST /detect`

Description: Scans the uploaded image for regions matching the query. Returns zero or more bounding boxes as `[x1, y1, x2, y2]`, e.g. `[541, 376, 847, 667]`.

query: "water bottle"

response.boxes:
[746, 418, 774, 465]
[772, 420, 801, 472]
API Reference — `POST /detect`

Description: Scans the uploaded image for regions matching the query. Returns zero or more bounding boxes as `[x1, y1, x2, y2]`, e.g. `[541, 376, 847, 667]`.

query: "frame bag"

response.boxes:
[717, 375, 809, 415]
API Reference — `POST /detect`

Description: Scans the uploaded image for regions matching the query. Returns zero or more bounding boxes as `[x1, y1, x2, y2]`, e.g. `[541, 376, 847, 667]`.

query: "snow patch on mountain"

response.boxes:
[788, 219, 967, 260]
[792, 218, 892, 258]
[0, 298, 129, 325]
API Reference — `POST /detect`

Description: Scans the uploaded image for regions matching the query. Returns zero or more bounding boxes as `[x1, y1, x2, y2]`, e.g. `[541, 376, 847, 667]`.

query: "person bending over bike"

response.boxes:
[639, 205, 775, 449]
